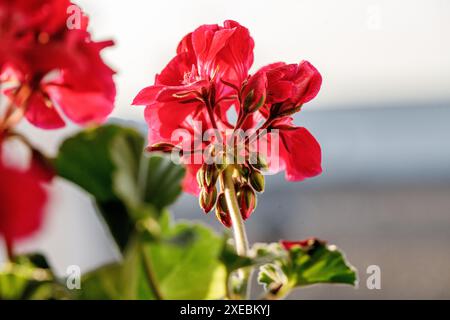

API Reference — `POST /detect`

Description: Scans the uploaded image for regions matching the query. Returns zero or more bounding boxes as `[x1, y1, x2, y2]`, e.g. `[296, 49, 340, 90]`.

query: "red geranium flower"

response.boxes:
[0, 0, 116, 129]
[134, 21, 321, 194]
[0, 160, 49, 252]
[133, 21, 322, 225]
[247, 60, 323, 181]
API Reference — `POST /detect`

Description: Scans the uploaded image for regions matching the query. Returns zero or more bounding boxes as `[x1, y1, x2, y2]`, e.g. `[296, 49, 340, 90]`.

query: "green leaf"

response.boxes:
[257, 240, 357, 298]
[220, 240, 289, 275]
[290, 240, 357, 287]
[258, 263, 288, 294]
[56, 125, 140, 202]
[141, 156, 185, 211]
[77, 263, 126, 300]
[0, 254, 68, 300]
[55, 125, 185, 251]
[78, 213, 227, 300]
[143, 219, 226, 299]
[220, 240, 255, 273]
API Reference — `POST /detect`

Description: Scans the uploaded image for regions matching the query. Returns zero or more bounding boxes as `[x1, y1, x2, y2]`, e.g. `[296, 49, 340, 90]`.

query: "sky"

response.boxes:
[76, 0, 450, 120]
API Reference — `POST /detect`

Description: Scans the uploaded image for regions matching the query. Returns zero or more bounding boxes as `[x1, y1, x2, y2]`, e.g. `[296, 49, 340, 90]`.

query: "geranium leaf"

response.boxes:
[288, 240, 357, 287]
[78, 213, 227, 300]
[140, 215, 226, 300]
[55, 124, 185, 251]
[257, 240, 357, 298]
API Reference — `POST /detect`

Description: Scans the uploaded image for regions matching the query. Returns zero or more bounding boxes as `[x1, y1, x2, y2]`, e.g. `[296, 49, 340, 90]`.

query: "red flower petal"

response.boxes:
[192, 26, 235, 77]
[132, 85, 164, 105]
[291, 60, 322, 105]
[191, 24, 234, 78]
[156, 52, 197, 86]
[25, 91, 65, 129]
[182, 163, 201, 196]
[45, 85, 114, 125]
[216, 21, 254, 87]
[144, 101, 199, 145]
[266, 80, 294, 104]
[279, 126, 322, 181]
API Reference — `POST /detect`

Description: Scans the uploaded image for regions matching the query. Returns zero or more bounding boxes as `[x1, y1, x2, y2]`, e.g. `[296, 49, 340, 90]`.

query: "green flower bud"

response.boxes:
[238, 164, 250, 180]
[249, 169, 265, 193]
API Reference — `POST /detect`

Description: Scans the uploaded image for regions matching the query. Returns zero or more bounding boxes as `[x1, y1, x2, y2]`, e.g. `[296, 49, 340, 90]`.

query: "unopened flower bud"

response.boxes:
[197, 164, 218, 190]
[242, 72, 267, 114]
[237, 185, 257, 220]
[199, 187, 217, 214]
[216, 193, 232, 228]
[249, 169, 265, 193]
[147, 142, 177, 153]
[196, 166, 205, 188]
[204, 164, 218, 188]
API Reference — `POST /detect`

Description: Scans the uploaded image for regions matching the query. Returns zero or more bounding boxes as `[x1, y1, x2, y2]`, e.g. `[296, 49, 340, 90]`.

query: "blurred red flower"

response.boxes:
[0, 160, 49, 251]
[0, 0, 116, 129]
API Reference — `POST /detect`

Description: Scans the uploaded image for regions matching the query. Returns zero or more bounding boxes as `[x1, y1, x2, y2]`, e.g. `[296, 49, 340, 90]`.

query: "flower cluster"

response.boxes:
[133, 20, 322, 227]
[0, 0, 115, 252]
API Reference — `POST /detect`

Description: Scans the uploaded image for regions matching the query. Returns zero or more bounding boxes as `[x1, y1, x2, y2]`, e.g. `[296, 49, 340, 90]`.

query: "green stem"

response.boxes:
[222, 166, 251, 299]
[137, 155, 164, 300]
[140, 242, 164, 300]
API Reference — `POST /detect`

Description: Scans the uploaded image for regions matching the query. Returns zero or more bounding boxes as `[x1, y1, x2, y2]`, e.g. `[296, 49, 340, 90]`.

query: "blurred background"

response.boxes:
[2, 0, 450, 299]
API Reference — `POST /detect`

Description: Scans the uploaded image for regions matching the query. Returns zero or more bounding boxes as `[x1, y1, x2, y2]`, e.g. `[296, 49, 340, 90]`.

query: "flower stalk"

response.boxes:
[221, 165, 251, 299]
[140, 242, 164, 300]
